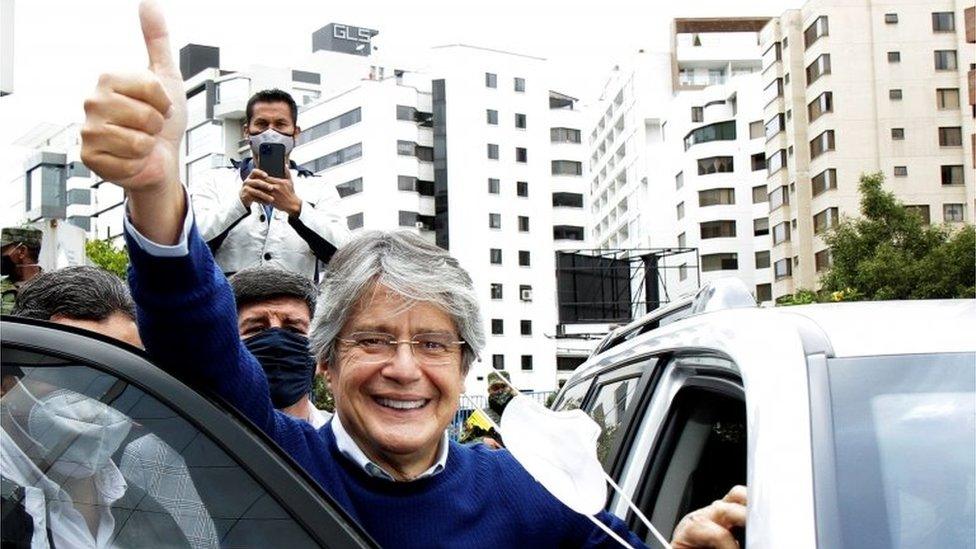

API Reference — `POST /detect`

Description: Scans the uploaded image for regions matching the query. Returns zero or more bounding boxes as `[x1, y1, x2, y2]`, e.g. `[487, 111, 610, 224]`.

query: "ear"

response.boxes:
[293, 126, 301, 140]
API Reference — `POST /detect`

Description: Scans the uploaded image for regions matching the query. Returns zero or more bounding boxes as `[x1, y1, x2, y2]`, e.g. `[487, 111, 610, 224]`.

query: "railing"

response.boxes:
[448, 391, 556, 441]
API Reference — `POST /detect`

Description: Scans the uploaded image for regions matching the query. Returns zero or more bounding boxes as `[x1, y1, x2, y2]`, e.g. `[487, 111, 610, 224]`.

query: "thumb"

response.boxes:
[139, 0, 177, 76]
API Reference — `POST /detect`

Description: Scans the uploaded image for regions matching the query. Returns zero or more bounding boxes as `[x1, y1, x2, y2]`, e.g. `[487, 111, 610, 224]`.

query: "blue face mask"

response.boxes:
[243, 328, 316, 409]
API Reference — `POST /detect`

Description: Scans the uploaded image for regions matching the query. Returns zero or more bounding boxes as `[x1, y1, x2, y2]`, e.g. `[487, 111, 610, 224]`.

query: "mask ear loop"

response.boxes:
[482, 374, 671, 549]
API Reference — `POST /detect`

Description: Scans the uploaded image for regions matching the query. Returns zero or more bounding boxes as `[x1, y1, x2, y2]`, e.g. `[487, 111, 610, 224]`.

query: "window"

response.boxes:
[491, 283, 503, 300]
[518, 216, 530, 232]
[515, 113, 527, 129]
[347, 212, 363, 229]
[398, 175, 416, 192]
[807, 92, 833, 122]
[488, 213, 501, 229]
[0, 351, 326, 548]
[938, 127, 962, 147]
[698, 188, 735, 207]
[488, 178, 500, 194]
[806, 54, 831, 84]
[755, 250, 771, 269]
[676, 202, 685, 220]
[754, 217, 770, 236]
[701, 253, 738, 271]
[519, 284, 533, 302]
[397, 140, 415, 156]
[553, 225, 584, 240]
[934, 50, 957, 70]
[552, 160, 583, 175]
[485, 72, 497, 88]
[884, 13, 898, 24]
[396, 105, 416, 121]
[762, 42, 782, 69]
[296, 107, 361, 145]
[677, 232, 686, 247]
[514, 77, 526, 92]
[810, 130, 835, 159]
[932, 12, 955, 31]
[517, 181, 529, 197]
[813, 207, 839, 234]
[767, 149, 787, 174]
[941, 165, 964, 185]
[551, 128, 582, 143]
[936, 88, 960, 110]
[335, 177, 363, 198]
[764, 113, 785, 140]
[515, 147, 528, 163]
[486, 109, 498, 125]
[521, 355, 533, 371]
[804, 16, 829, 47]
[894, 166, 908, 177]
[487, 143, 499, 159]
[769, 185, 790, 211]
[749, 120, 764, 140]
[697, 156, 734, 175]
[520, 320, 532, 336]
[773, 221, 791, 245]
[552, 192, 584, 208]
[887, 51, 901, 63]
[905, 205, 931, 224]
[676, 172, 684, 189]
[756, 283, 772, 302]
[943, 203, 965, 222]
[752, 185, 767, 203]
[815, 249, 831, 272]
[491, 319, 504, 335]
[518, 250, 531, 266]
[492, 354, 504, 370]
[763, 78, 784, 106]
[700, 220, 736, 239]
[398, 210, 418, 228]
[891, 128, 905, 140]
[415, 145, 433, 162]
[691, 106, 703, 122]
[678, 263, 689, 281]
[683, 121, 736, 150]
[812, 168, 837, 196]
[490, 248, 502, 264]
[889, 89, 903, 100]
[774, 258, 792, 279]
[299, 142, 363, 174]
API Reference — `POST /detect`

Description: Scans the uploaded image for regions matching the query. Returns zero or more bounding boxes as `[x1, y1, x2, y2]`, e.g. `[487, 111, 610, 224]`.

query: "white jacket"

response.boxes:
[189, 162, 350, 278]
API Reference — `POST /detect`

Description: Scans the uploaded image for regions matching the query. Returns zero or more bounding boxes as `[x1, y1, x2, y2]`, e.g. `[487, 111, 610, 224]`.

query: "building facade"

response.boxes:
[760, 0, 975, 298]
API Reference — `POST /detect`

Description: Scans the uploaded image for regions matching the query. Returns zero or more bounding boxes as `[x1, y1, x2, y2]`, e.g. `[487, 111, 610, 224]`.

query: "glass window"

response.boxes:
[396, 140, 415, 156]
[813, 207, 839, 234]
[551, 128, 582, 143]
[804, 15, 829, 48]
[415, 145, 434, 162]
[691, 106, 703, 123]
[887, 51, 901, 63]
[752, 153, 767, 172]
[696, 156, 734, 175]
[552, 192, 584, 208]
[683, 121, 736, 150]
[552, 160, 583, 176]
[0, 355, 320, 548]
[553, 225, 584, 241]
[676, 172, 684, 189]
[941, 165, 964, 185]
[943, 203, 965, 222]
[762, 42, 782, 70]
[894, 166, 908, 177]
[806, 54, 831, 84]
[769, 185, 790, 211]
[347, 212, 363, 229]
[515, 113, 527, 129]
[773, 221, 791, 245]
[398, 175, 416, 192]
[299, 142, 362, 174]
[488, 178, 500, 194]
[517, 181, 529, 197]
[701, 253, 738, 271]
[520, 355, 533, 371]
[515, 147, 528, 163]
[810, 130, 835, 159]
[491, 319, 504, 335]
[518, 216, 530, 232]
[518, 251, 531, 266]
[676, 202, 685, 220]
[487, 143, 499, 159]
[756, 283, 772, 301]
[554, 381, 591, 412]
[486, 109, 498, 125]
[185, 121, 222, 159]
[700, 220, 736, 239]
[807, 92, 833, 122]
[398, 210, 418, 227]
[934, 50, 957, 70]
[752, 185, 767, 204]
[812, 169, 837, 197]
[889, 89, 903, 100]
[891, 128, 905, 140]
[336, 177, 363, 197]
[490, 248, 502, 264]
[584, 375, 643, 467]
[485, 72, 497, 88]
[492, 354, 504, 370]
[754, 217, 770, 236]
[297, 107, 361, 145]
[755, 250, 771, 269]
[763, 78, 784, 106]
[520, 320, 532, 336]
[749, 120, 764, 140]
[677, 232, 686, 247]
[936, 88, 960, 110]
[938, 127, 962, 147]
[698, 188, 736, 207]
[767, 149, 787, 174]
[774, 258, 792, 279]
[396, 105, 416, 121]
[814, 249, 831, 272]
[514, 77, 526, 92]
[491, 283, 503, 300]
[931, 12, 955, 31]
[488, 213, 501, 229]
[905, 205, 931, 224]
[679, 263, 688, 281]
[884, 13, 898, 24]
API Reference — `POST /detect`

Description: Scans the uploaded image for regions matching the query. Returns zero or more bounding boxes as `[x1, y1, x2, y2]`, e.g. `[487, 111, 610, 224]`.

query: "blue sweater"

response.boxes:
[125, 222, 646, 548]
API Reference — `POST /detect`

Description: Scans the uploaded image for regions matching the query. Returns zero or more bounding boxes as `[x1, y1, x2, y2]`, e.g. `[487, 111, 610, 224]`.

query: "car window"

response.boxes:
[553, 379, 592, 411]
[0, 346, 321, 548]
[586, 376, 642, 467]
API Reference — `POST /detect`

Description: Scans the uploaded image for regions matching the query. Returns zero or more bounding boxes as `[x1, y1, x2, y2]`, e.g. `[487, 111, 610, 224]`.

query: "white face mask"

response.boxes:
[248, 128, 295, 157]
[27, 389, 131, 479]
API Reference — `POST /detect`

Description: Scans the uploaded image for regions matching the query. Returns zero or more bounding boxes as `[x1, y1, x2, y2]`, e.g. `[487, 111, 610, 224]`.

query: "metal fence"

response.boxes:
[448, 391, 555, 441]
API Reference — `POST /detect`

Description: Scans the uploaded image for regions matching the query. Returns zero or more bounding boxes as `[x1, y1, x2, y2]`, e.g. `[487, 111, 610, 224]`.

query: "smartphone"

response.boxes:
[258, 142, 287, 179]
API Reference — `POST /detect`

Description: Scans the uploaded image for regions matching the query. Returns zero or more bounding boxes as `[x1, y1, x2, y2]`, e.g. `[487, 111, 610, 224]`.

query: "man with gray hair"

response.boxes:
[230, 266, 331, 428]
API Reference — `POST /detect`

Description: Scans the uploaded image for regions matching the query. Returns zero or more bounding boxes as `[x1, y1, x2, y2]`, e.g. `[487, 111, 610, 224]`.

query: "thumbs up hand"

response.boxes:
[81, 1, 187, 244]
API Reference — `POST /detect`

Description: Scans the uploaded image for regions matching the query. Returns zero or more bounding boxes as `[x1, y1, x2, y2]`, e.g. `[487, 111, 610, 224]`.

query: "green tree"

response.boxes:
[312, 374, 335, 412]
[818, 172, 975, 300]
[85, 239, 129, 279]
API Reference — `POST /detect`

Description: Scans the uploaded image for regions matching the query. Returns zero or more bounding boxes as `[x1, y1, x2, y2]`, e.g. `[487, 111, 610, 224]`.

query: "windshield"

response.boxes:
[819, 352, 975, 549]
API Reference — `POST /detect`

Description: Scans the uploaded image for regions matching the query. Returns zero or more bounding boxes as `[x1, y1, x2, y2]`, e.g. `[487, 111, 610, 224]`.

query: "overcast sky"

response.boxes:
[0, 0, 803, 201]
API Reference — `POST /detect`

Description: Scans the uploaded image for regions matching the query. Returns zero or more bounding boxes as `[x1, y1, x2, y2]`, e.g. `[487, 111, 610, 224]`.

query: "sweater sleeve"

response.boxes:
[123, 210, 308, 449]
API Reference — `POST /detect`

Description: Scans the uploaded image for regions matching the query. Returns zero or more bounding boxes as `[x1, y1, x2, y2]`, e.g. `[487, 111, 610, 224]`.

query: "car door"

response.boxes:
[1, 317, 375, 548]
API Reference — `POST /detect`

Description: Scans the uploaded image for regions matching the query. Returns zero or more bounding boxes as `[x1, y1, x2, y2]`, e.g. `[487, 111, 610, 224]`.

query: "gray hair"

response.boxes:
[230, 266, 317, 317]
[12, 266, 134, 321]
[309, 230, 484, 373]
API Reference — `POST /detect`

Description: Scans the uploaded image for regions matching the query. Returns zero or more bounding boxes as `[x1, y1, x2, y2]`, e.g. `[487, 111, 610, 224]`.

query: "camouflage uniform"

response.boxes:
[1, 227, 44, 315]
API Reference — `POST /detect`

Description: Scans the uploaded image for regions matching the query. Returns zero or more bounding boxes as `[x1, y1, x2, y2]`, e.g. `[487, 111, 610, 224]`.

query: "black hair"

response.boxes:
[229, 266, 317, 317]
[11, 266, 134, 321]
[245, 89, 299, 127]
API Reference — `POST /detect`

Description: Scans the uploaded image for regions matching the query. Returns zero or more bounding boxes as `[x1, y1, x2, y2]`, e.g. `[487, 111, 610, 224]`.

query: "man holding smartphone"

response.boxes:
[189, 89, 350, 279]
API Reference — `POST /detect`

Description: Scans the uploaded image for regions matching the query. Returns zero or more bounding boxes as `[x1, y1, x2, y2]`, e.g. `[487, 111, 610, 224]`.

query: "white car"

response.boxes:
[552, 279, 976, 548]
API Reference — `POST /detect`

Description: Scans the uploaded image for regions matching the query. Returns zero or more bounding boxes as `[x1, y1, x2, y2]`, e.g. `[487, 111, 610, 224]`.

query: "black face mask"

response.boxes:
[488, 391, 514, 416]
[1, 254, 18, 281]
[243, 328, 316, 409]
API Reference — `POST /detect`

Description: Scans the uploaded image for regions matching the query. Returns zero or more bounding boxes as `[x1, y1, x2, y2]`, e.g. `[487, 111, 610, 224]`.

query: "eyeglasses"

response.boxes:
[336, 332, 465, 365]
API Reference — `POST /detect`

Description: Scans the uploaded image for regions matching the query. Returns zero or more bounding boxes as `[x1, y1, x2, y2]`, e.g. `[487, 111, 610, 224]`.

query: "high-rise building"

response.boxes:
[760, 0, 975, 298]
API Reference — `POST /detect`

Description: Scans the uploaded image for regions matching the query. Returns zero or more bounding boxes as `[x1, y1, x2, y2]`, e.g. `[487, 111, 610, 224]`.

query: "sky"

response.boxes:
[0, 0, 804, 209]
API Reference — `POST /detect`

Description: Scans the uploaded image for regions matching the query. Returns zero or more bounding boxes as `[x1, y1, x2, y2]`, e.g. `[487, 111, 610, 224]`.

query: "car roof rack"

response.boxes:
[689, 277, 757, 315]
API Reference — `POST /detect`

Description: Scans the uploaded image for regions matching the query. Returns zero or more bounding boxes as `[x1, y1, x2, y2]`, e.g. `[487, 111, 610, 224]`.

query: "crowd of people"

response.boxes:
[0, 2, 746, 547]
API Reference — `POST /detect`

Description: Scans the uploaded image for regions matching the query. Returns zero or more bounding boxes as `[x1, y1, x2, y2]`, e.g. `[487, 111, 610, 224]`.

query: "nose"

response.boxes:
[382, 341, 423, 384]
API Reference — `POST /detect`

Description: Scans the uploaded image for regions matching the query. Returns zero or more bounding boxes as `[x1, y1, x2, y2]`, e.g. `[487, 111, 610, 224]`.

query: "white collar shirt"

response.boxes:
[329, 412, 449, 482]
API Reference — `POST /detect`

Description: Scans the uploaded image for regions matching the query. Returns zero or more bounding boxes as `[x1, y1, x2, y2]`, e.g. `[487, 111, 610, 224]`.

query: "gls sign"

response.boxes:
[332, 24, 378, 44]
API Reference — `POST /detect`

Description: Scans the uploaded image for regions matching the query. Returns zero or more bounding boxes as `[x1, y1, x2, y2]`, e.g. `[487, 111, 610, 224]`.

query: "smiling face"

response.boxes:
[326, 284, 464, 479]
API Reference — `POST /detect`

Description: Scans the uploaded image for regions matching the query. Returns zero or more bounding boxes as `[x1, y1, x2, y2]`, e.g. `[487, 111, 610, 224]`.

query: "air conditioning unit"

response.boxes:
[414, 221, 425, 230]
[520, 289, 533, 302]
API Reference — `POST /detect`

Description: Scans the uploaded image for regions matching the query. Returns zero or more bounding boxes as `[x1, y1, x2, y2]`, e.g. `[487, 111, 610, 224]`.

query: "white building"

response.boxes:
[760, 0, 975, 299]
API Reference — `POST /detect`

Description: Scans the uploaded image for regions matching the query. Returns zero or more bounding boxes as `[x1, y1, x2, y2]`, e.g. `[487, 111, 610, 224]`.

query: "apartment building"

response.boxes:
[587, 18, 773, 305]
[760, 0, 975, 298]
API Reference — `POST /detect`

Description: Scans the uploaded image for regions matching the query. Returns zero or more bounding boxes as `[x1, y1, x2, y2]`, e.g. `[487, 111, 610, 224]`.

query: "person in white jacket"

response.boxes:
[189, 89, 350, 279]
